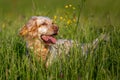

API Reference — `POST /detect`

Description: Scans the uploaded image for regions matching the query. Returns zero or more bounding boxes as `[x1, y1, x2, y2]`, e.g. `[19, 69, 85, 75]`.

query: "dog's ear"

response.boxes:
[19, 16, 38, 37]
[19, 25, 28, 36]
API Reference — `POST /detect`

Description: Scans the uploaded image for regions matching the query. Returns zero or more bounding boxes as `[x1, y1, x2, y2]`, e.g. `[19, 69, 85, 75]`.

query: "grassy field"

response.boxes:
[0, 0, 120, 80]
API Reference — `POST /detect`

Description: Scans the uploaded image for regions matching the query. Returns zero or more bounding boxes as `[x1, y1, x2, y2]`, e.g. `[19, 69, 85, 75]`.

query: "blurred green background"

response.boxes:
[0, 0, 120, 26]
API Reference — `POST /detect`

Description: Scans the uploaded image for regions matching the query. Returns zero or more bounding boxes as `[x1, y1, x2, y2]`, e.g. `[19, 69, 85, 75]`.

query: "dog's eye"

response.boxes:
[52, 22, 54, 24]
[42, 22, 47, 25]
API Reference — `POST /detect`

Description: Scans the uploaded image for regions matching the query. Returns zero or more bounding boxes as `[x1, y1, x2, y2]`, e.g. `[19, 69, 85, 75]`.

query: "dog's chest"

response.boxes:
[27, 39, 49, 61]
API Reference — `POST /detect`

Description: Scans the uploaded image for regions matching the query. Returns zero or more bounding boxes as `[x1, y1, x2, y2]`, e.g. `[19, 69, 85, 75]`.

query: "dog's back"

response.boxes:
[46, 34, 109, 67]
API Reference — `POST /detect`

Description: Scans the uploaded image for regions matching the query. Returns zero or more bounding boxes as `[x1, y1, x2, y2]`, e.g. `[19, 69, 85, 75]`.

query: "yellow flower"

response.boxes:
[65, 5, 68, 8]
[69, 4, 72, 7]
[72, 7, 76, 10]
[73, 18, 76, 22]
[53, 15, 57, 20]
[60, 16, 63, 20]
[2, 23, 5, 28]
[67, 19, 72, 25]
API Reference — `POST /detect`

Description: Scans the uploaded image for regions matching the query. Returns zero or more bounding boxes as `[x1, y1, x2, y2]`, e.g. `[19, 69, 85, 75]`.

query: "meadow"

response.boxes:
[0, 0, 120, 80]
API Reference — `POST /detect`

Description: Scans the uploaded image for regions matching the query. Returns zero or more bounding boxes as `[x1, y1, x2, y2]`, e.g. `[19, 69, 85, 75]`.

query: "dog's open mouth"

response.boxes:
[41, 35, 56, 44]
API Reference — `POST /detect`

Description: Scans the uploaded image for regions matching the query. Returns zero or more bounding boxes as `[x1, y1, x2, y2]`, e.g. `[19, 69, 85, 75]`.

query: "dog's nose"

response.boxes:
[53, 26, 59, 34]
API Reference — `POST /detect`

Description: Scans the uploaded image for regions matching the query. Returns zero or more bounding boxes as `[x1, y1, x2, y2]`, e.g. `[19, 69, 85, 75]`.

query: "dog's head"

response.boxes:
[19, 16, 59, 44]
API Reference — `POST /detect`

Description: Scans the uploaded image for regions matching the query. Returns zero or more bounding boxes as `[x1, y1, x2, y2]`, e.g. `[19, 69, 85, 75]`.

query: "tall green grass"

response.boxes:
[0, 0, 120, 80]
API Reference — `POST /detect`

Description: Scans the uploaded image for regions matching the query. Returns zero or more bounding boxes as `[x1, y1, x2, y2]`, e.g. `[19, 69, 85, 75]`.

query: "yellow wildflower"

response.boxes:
[60, 16, 63, 20]
[72, 7, 76, 10]
[67, 19, 72, 25]
[2, 23, 5, 28]
[53, 15, 57, 20]
[73, 18, 76, 22]
[69, 4, 72, 7]
[65, 5, 68, 8]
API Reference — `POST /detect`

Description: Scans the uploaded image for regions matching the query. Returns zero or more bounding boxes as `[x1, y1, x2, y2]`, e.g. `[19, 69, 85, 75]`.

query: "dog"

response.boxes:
[19, 16, 109, 67]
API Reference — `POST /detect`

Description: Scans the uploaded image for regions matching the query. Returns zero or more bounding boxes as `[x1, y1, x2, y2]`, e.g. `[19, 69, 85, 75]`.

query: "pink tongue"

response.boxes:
[41, 35, 56, 44]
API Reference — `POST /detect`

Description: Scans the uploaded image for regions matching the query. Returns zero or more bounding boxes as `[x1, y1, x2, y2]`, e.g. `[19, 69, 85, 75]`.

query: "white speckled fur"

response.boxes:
[38, 27, 48, 34]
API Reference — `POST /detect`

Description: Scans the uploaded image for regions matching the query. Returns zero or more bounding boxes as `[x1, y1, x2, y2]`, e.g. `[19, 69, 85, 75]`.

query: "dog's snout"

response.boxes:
[53, 26, 59, 34]
[54, 26, 59, 31]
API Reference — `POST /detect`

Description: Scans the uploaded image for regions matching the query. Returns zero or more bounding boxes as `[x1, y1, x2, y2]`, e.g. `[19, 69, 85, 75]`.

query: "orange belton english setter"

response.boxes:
[19, 16, 109, 67]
